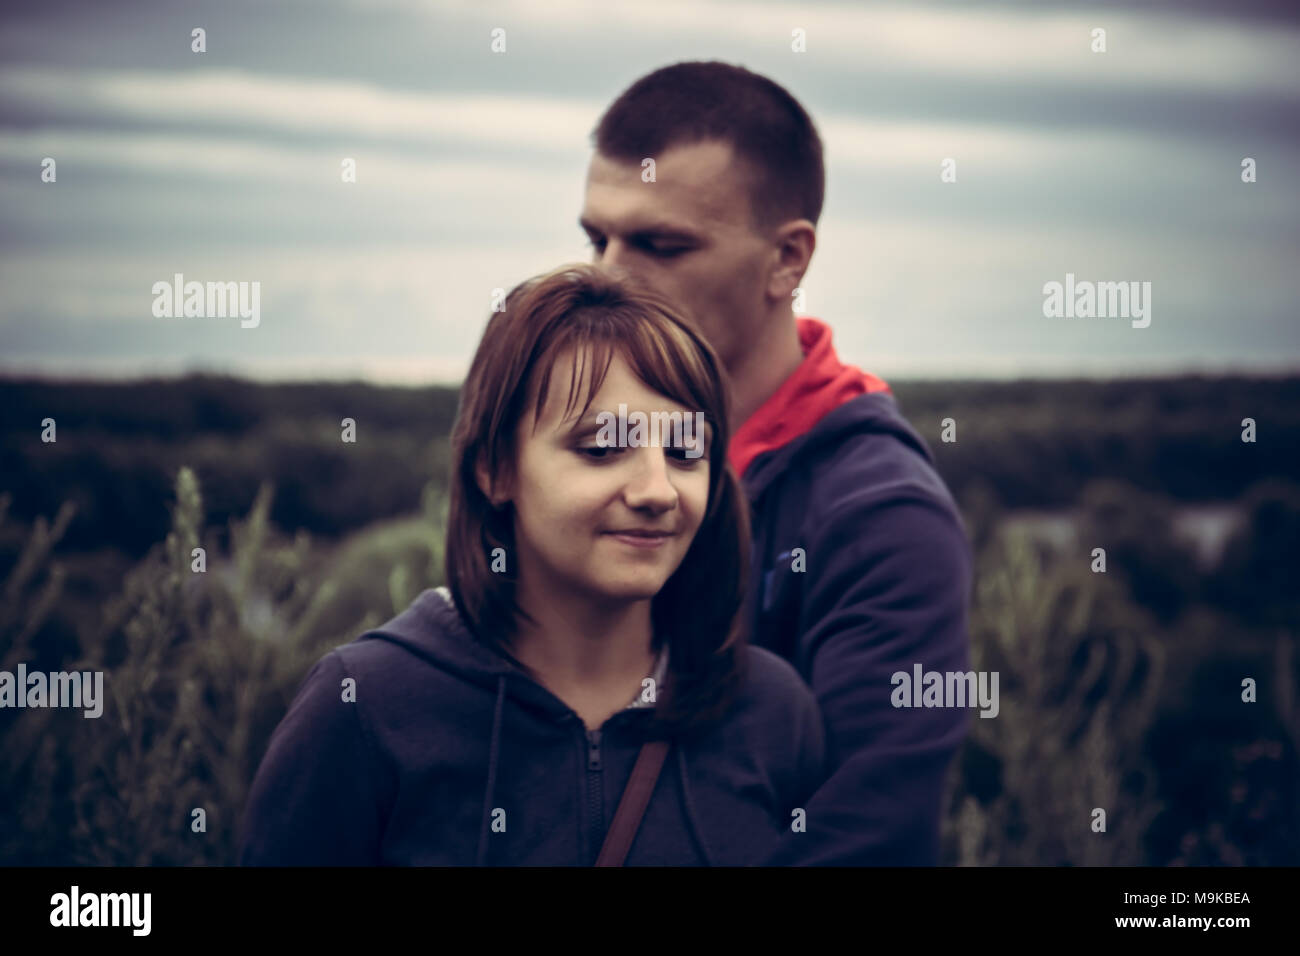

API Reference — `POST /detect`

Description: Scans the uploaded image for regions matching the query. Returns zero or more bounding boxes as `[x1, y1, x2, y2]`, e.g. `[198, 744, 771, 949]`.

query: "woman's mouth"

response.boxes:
[604, 529, 674, 548]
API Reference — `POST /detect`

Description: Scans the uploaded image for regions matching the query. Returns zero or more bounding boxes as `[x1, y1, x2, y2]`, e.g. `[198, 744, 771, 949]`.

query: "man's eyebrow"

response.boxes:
[578, 217, 700, 242]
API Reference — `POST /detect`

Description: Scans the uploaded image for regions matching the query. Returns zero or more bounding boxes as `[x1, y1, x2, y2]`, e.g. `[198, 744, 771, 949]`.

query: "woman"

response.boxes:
[239, 263, 826, 865]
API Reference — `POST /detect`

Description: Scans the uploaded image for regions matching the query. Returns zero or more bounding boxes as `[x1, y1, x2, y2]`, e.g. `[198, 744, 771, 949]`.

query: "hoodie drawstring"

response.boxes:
[476, 674, 507, 866]
[674, 745, 715, 866]
[474, 671, 715, 867]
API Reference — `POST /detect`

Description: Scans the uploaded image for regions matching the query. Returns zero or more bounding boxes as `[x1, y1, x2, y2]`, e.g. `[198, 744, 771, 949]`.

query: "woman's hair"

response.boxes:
[445, 262, 749, 739]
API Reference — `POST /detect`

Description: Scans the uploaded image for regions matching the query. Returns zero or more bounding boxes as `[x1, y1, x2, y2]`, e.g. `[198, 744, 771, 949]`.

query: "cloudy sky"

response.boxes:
[1, 0, 1297, 382]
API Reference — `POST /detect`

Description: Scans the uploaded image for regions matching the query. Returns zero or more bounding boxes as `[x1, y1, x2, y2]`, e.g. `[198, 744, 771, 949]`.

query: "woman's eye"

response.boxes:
[578, 445, 619, 459]
[667, 446, 705, 464]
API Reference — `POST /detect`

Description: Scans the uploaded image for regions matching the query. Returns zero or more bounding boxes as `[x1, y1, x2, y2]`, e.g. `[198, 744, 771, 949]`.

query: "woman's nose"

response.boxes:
[621, 447, 678, 512]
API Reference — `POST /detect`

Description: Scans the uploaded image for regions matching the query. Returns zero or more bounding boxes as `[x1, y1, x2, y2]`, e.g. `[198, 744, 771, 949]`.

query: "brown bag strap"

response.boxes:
[595, 739, 671, 866]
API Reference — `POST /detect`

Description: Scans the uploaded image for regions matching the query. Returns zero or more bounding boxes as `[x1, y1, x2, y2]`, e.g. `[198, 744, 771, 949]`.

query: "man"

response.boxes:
[579, 61, 973, 865]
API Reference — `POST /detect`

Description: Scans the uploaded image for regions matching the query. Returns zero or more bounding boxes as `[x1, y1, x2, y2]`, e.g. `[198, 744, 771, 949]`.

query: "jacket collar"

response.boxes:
[728, 317, 891, 478]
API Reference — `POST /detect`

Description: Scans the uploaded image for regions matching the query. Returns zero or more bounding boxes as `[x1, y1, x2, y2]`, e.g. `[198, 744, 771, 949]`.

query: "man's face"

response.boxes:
[580, 140, 775, 371]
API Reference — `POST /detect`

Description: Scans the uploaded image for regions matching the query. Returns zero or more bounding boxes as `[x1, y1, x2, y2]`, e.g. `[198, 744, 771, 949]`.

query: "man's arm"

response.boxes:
[762, 489, 973, 866]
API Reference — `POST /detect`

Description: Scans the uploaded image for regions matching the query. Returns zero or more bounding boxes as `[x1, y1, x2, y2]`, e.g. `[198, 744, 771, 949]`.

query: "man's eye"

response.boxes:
[586, 237, 606, 251]
[649, 245, 688, 258]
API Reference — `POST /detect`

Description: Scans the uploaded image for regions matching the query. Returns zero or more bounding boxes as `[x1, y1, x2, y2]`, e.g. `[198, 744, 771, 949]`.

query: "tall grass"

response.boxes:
[0, 468, 443, 864]
[944, 527, 1165, 864]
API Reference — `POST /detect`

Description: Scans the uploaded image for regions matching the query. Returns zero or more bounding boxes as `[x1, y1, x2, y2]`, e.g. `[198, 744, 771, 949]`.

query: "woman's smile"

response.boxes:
[603, 527, 676, 548]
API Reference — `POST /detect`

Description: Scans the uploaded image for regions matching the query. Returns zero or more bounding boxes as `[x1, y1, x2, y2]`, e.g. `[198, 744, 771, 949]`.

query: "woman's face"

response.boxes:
[500, 348, 712, 606]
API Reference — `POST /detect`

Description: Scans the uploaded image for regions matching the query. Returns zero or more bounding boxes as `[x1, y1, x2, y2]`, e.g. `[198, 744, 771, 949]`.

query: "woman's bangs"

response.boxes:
[623, 318, 717, 418]
[530, 331, 617, 432]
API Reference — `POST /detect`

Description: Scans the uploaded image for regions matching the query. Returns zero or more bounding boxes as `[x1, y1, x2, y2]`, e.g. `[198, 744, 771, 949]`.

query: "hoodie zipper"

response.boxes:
[586, 728, 604, 862]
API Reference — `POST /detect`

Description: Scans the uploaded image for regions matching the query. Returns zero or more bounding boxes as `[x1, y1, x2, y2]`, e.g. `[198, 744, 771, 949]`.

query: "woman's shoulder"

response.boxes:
[740, 644, 811, 690]
[300, 588, 486, 702]
[689, 645, 825, 790]
[732, 644, 820, 720]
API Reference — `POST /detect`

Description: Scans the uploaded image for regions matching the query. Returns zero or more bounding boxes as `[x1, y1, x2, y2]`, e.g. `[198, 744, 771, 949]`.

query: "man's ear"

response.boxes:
[767, 219, 816, 301]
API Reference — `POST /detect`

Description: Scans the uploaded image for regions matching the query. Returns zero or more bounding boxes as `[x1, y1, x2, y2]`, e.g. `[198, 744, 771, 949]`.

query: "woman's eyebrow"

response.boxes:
[559, 410, 716, 444]
[559, 412, 605, 437]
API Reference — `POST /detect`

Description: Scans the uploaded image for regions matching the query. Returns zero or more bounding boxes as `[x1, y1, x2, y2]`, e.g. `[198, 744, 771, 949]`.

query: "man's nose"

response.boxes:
[598, 240, 638, 276]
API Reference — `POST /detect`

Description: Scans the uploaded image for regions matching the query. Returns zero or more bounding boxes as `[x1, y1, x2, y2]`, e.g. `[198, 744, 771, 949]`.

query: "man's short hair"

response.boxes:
[592, 60, 824, 235]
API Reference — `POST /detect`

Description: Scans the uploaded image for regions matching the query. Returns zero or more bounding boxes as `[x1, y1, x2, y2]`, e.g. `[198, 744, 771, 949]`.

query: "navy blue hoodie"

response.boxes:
[239, 587, 827, 866]
[733, 319, 974, 866]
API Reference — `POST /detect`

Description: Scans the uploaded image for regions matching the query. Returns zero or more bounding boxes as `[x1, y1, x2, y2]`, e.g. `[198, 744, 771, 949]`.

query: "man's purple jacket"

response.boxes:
[733, 318, 973, 865]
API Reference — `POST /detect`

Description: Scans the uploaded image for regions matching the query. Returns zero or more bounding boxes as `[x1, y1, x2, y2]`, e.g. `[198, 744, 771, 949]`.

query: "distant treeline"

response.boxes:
[0, 374, 1296, 557]
[899, 375, 1300, 507]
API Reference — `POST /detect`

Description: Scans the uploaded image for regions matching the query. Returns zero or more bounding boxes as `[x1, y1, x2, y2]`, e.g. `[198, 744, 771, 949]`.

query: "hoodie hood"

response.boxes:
[362, 586, 568, 718]
[742, 387, 936, 503]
